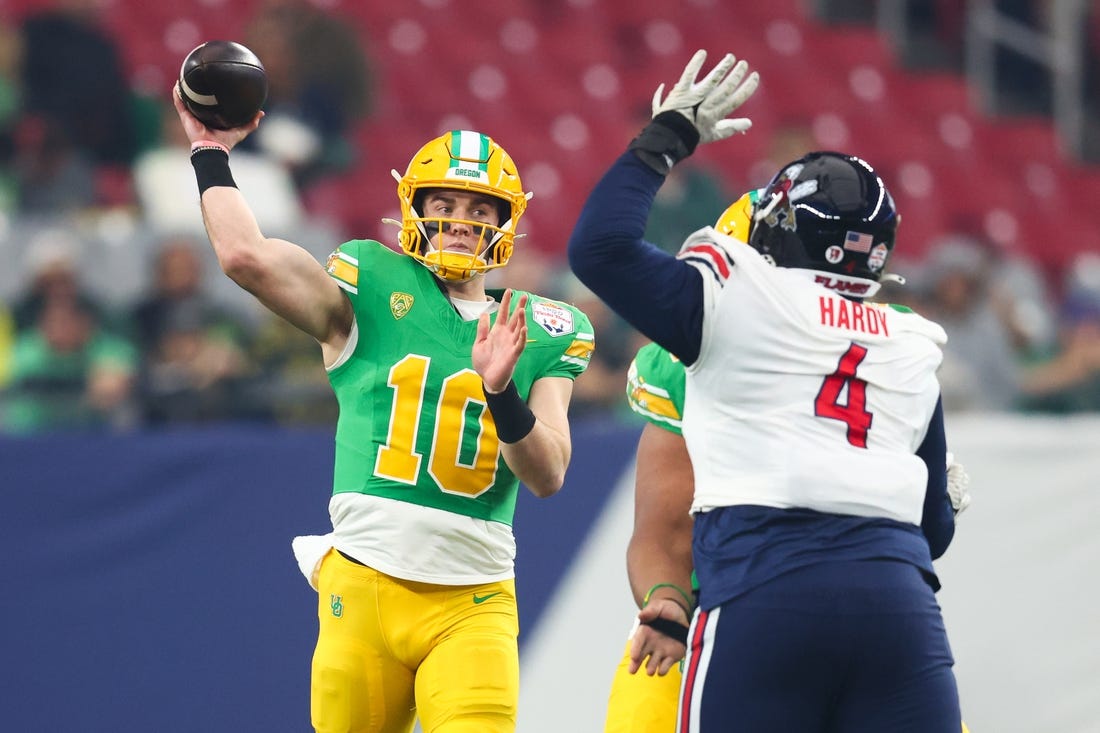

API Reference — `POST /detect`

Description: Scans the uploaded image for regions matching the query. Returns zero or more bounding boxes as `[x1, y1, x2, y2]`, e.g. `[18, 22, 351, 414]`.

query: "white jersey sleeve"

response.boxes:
[675, 227, 947, 526]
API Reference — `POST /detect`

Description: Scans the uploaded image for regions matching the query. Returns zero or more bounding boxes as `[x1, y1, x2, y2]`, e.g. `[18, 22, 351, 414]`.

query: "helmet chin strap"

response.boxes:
[880, 272, 907, 285]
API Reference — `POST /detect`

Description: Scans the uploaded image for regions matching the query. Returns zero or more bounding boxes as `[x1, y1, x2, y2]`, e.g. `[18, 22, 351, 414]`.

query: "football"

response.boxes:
[178, 40, 268, 130]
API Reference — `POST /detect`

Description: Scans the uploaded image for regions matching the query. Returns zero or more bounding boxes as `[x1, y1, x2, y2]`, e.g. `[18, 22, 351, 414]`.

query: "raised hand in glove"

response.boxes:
[630, 49, 760, 175]
[946, 452, 971, 516]
[652, 49, 759, 143]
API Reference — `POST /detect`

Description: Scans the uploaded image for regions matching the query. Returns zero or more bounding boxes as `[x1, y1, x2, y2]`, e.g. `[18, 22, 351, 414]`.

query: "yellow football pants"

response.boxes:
[604, 638, 682, 733]
[311, 550, 519, 733]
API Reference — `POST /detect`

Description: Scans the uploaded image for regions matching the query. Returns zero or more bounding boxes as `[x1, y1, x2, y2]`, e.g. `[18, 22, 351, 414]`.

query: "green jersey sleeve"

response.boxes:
[625, 342, 686, 435]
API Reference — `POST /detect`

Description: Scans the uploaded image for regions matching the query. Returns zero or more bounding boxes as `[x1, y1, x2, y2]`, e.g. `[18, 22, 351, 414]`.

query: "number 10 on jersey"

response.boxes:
[374, 354, 502, 497]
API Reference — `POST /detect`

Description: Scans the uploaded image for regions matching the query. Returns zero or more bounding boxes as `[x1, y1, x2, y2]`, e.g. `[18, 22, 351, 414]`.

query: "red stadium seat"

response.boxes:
[72, 0, 1092, 276]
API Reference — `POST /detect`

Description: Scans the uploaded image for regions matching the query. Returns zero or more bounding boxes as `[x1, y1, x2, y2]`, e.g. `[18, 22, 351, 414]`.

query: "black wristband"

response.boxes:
[627, 111, 701, 175]
[641, 617, 690, 645]
[483, 380, 536, 444]
[190, 148, 237, 195]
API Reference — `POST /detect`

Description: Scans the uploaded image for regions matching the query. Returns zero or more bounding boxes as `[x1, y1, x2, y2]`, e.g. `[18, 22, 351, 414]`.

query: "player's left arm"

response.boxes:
[567, 50, 758, 365]
[917, 397, 955, 559]
[628, 422, 695, 676]
[628, 425, 694, 609]
[507, 375, 574, 498]
[567, 153, 705, 363]
[473, 289, 573, 497]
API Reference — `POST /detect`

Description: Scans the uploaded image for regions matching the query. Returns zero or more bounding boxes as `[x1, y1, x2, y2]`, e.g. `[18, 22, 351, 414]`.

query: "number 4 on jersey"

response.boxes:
[814, 343, 873, 448]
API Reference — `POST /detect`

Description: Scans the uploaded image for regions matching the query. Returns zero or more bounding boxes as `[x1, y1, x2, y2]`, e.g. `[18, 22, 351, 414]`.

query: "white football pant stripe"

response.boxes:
[678, 605, 718, 733]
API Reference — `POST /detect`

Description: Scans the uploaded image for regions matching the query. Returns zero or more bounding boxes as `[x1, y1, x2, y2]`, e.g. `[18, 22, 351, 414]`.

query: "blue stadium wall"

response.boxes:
[4, 415, 1099, 732]
[0, 418, 640, 732]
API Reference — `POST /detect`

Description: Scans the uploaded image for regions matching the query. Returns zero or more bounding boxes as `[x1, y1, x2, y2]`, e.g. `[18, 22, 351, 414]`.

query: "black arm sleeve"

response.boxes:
[916, 397, 954, 559]
[567, 151, 705, 364]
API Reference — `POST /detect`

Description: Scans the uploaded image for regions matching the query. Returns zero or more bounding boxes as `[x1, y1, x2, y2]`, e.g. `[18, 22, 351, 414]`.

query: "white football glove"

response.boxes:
[946, 452, 971, 516]
[651, 49, 760, 144]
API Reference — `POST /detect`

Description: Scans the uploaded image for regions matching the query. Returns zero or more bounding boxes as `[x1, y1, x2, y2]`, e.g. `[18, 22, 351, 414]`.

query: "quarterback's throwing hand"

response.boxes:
[652, 49, 760, 144]
[172, 83, 261, 151]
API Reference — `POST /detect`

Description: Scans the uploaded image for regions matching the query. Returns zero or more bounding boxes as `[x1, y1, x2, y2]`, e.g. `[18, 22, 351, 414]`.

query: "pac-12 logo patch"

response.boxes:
[390, 292, 413, 320]
[531, 301, 574, 337]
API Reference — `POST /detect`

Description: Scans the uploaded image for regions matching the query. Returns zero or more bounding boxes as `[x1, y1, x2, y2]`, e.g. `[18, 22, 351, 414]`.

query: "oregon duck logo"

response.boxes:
[390, 292, 414, 320]
[330, 594, 343, 618]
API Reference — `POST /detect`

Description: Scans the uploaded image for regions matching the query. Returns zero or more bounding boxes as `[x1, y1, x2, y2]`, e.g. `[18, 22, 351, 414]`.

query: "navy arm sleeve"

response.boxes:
[567, 151, 706, 365]
[916, 397, 954, 559]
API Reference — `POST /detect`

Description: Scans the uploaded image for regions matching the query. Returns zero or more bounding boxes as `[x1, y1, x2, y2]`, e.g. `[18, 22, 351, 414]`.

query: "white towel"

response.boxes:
[290, 533, 334, 591]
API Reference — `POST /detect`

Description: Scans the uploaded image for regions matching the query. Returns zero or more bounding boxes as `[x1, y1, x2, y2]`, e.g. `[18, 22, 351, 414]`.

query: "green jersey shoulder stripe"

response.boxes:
[626, 342, 686, 435]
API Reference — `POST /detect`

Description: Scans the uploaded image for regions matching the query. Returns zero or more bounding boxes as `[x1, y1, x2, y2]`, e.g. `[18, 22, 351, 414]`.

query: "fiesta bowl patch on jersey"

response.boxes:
[532, 301, 574, 336]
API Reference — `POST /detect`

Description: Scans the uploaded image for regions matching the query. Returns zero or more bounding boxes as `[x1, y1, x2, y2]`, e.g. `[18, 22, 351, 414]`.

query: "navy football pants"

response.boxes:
[679, 560, 961, 733]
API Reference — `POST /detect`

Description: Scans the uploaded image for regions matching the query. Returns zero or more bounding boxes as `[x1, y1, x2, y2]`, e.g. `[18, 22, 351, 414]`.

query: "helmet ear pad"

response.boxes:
[409, 189, 430, 256]
[491, 199, 509, 228]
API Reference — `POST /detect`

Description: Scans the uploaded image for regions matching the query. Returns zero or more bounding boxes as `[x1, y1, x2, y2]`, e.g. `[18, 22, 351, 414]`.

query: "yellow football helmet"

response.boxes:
[393, 129, 530, 281]
[714, 188, 764, 241]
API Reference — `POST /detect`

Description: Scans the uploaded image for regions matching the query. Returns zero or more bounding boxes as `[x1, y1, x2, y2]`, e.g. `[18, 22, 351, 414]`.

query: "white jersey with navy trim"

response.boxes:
[676, 227, 947, 526]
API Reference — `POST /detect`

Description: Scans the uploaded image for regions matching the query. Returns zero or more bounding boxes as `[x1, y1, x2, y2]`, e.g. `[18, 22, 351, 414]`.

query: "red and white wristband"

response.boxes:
[190, 139, 229, 155]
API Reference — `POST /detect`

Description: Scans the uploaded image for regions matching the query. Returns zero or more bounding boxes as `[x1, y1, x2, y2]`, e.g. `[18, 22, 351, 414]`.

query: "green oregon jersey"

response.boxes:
[324, 239, 594, 525]
[625, 342, 686, 436]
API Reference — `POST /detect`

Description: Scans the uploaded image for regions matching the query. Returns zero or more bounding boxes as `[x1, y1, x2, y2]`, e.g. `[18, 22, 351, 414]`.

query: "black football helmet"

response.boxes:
[747, 151, 898, 289]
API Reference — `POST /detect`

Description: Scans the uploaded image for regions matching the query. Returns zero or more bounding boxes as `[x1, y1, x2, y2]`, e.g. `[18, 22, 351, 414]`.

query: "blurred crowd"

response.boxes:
[0, 0, 372, 433]
[0, 0, 1098, 435]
